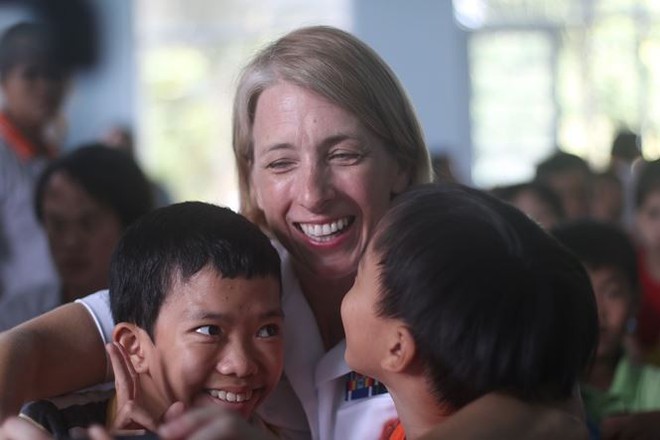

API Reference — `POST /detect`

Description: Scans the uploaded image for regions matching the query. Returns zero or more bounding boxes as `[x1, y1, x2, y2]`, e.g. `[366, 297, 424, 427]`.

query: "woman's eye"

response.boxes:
[266, 159, 295, 172]
[256, 324, 280, 338]
[329, 151, 362, 164]
[195, 325, 221, 336]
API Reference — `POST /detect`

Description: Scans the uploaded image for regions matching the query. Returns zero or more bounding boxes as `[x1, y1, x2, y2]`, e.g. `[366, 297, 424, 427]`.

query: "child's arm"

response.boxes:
[601, 411, 660, 440]
[418, 393, 587, 440]
[0, 303, 107, 420]
[0, 416, 54, 440]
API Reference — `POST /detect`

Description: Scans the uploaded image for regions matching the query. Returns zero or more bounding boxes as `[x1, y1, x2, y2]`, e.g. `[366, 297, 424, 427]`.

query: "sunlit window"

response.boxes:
[135, 0, 351, 207]
[454, 0, 660, 188]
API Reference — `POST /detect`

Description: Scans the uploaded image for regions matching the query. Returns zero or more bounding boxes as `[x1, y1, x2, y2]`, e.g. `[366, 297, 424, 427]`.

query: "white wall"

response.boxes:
[64, 0, 135, 149]
[352, 0, 472, 183]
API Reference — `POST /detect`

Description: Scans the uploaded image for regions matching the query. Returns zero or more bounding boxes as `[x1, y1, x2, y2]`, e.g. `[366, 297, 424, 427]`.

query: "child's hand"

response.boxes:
[158, 406, 276, 440]
[106, 342, 158, 432]
[601, 411, 660, 440]
[0, 416, 53, 440]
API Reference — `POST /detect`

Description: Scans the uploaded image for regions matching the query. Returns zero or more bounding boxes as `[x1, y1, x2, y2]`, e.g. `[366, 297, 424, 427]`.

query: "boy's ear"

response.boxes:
[112, 323, 151, 374]
[381, 324, 417, 373]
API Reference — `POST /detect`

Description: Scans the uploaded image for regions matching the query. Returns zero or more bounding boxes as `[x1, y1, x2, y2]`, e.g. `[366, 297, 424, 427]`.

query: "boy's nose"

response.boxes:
[216, 343, 258, 377]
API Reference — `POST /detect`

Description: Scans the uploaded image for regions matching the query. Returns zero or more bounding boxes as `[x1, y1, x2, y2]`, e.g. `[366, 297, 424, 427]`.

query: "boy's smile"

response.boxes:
[135, 264, 283, 420]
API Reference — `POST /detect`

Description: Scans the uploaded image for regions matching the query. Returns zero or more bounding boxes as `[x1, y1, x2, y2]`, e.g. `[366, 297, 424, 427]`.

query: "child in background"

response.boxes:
[491, 181, 564, 229]
[20, 202, 284, 438]
[553, 219, 660, 439]
[341, 183, 598, 440]
[535, 151, 592, 220]
[633, 159, 660, 362]
[0, 22, 73, 302]
[0, 144, 153, 331]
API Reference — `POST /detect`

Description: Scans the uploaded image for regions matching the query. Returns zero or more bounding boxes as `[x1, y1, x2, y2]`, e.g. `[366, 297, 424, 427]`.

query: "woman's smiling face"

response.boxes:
[250, 81, 408, 281]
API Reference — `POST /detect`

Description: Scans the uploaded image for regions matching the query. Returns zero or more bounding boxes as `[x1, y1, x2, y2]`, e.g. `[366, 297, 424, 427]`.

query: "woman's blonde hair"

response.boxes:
[233, 25, 432, 228]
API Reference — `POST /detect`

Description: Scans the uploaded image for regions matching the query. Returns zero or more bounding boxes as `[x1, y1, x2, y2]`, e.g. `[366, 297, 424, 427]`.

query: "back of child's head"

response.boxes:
[110, 202, 281, 338]
[635, 159, 660, 209]
[551, 220, 639, 296]
[35, 143, 153, 229]
[371, 183, 597, 409]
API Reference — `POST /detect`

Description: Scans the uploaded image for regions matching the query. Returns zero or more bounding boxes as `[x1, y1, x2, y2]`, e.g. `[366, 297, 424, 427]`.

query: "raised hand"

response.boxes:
[106, 342, 158, 432]
[158, 406, 277, 440]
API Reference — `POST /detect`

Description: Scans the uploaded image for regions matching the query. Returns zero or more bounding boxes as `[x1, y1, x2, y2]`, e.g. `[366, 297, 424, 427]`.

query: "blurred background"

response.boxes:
[2, 0, 659, 209]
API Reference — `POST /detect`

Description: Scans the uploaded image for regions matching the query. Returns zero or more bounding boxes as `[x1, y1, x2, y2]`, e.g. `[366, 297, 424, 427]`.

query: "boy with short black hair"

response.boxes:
[21, 201, 284, 438]
[341, 183, 599, 439]
[553, 219, 660, 439]
[535, 151, 592, 220]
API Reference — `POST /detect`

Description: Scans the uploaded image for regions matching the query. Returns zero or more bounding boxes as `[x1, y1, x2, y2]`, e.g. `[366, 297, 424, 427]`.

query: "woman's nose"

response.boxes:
[297, 161, 334, 212]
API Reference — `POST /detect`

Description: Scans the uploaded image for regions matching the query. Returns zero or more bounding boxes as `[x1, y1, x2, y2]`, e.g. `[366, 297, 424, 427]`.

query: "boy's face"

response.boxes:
[42, 171, 123, 298]
[511, 190, 559, 230]
[1, 61, 70, 127]
[341, 244, 394, 379]
[637, 189, 660, 252]
[546, 170, 590, 220]
[143, 265, 283, 419]
[587, 266, 635, 361]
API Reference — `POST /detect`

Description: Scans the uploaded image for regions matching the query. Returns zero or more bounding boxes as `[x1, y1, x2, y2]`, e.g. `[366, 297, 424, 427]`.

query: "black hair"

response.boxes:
[552, 220, 639, 297]
[35, 143, 153, 229]
[0, 22, 65, 79]
[611, 130, 641, 162]
[535, 151, 591, 181]
[491, 181, 565, 221]
[372, 183, 597, 409]
[635, 159, 660, 208]
[109, 202, 282, 338]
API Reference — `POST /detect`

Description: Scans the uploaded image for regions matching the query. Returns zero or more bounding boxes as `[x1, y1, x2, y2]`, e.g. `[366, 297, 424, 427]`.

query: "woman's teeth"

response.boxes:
[207, 389, 253, 403]
[299, 218, 350, 239]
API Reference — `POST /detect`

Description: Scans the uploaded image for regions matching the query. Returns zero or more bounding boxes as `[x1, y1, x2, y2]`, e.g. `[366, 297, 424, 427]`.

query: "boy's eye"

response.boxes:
[256, 324, 280, 338]
[195, 325, 221, 336]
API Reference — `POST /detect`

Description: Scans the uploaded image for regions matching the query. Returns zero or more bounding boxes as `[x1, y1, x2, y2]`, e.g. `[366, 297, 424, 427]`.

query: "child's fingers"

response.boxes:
[159, 407, 268, 440]
[158, 407, 226, 439]
[186, 416, 244, 440]
[114, 400, 158, 432]
[162, 401, 186, 423]
[86, 425, 113, 440]
[106, 342, 138, 401]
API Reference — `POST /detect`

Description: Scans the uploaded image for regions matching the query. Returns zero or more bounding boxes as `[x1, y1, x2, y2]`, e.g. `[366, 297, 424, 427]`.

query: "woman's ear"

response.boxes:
[391, 164, 412, 198]
[112, 323, 151, 374]
[381, 324, 417, 373]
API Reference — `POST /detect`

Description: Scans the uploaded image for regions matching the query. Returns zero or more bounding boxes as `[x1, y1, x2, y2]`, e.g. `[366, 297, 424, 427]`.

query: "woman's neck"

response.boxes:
[388, 379, 453, 440]
[294, 265, 355, 351]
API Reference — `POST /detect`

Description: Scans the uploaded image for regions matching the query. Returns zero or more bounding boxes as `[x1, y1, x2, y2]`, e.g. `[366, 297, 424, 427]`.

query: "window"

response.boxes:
[135, 0, 351, 207]
[455, 0, 660, 187]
